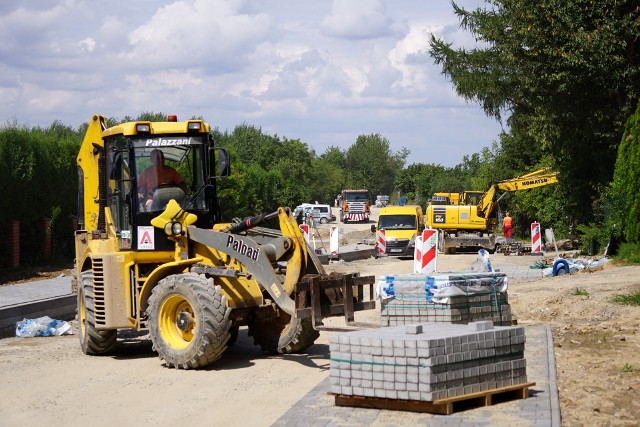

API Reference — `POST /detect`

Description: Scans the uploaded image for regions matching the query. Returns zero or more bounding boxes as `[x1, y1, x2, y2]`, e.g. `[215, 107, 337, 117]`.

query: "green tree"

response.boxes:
[0, 121, 82, 266]
[430, 0, 640, 226]
[344, 134, 408, 197]
[307, 157, 345, 205]
[395, 163, 450, 205]
[609, 101, 640, 243]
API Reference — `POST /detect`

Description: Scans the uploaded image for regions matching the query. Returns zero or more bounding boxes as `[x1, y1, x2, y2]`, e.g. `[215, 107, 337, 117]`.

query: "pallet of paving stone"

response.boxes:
[332, 381, 536, 415]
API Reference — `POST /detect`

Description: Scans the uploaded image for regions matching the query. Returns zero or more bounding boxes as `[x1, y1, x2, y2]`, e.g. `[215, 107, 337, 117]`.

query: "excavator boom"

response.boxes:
[478, 169, 559, 219]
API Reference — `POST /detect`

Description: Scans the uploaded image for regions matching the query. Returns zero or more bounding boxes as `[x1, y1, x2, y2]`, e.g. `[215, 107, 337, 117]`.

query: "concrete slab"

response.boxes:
[273, 325, 560, 427]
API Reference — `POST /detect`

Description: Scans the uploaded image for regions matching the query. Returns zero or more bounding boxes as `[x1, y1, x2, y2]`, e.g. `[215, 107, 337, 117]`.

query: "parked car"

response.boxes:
[375, 195, 390, 207]
[294, 204, 335, 224]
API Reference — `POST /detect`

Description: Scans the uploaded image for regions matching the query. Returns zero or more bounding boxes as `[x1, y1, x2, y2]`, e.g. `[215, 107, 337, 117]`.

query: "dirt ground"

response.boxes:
[507, 262, 640, 426]
[0, 226, 639, 426]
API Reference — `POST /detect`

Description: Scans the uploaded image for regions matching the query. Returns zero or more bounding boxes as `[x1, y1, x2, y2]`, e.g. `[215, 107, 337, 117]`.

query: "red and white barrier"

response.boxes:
[531, 222, 542, 253]
[413, 234, 423, 273]
[345, 213, 369, 222]
[414, 229, 438, 273]
[299, 224, 310, 244]
[330, 226, 339, 255]
[377, 229, 386, 256]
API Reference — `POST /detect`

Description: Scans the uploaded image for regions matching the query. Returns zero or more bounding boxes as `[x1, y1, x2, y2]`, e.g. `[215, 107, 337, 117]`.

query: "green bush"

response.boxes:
[576, 223, 610, 255]
[608, 101, 640, 244]
[613, 243, 640, 265]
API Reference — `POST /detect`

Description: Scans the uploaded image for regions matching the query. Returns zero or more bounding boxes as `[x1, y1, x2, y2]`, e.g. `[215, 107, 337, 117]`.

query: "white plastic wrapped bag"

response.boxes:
[15, 316, 73, 337]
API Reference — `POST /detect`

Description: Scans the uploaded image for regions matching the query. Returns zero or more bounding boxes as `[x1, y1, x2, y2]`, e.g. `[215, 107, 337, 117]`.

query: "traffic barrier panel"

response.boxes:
[377, 229, 386, 256]
[415, 229, 438, 273]
[413, 234, 423, 273]
[299, 224, 309, 244]
[330, 225, 339, 255]
[531, 222, 541, 253]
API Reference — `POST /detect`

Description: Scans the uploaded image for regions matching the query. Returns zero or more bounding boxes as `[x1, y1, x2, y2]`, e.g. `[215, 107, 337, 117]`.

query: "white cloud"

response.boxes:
[78, 38, 96, 53]
[320, 0, 394, 40]
[126, 0, 272, 71]
[0, 0, 502, 166]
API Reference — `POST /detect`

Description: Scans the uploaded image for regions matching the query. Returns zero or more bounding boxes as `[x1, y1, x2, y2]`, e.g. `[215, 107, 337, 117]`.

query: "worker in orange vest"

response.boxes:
[503, 212, 513, 238]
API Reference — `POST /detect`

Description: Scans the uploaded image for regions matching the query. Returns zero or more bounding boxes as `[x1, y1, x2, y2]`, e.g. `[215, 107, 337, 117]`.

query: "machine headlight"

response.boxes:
[136, 124, 150, 133]
[163, 221, 183, 236]
[172, 222, 183, 235]
[164, 222, 173, 236]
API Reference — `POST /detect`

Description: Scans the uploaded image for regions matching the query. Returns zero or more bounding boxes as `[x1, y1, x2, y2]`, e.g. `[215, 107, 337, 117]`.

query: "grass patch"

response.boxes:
[572, 288, 589, 297]
[613, 243, 640, 265]
[622, 363, 635, 373]
[611, 292, 640, 306]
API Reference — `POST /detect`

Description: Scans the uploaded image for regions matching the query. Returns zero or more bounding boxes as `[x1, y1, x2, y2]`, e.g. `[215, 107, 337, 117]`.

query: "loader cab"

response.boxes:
[102, 122, 224, 252]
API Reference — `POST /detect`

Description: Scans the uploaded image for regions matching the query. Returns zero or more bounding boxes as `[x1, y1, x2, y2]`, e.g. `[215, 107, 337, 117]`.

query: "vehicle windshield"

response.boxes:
[132, 136, 207, 212]
[345, 192, 369, 202]
[378, 214, 417, 230]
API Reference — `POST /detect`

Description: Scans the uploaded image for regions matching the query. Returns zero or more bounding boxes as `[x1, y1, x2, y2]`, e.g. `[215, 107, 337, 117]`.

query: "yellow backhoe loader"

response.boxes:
[425, 169, 559, 253]
[73, 114, 375, 369]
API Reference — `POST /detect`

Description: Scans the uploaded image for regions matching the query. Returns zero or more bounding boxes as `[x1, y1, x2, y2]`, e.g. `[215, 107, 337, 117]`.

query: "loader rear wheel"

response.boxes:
[248, 313, 319, 355]
[78, 270, 117, 355]
[147, 273, 231, 369]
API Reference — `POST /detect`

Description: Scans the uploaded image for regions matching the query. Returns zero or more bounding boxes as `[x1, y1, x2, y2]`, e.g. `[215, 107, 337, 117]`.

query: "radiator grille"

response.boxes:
[92, 258, 107, 326]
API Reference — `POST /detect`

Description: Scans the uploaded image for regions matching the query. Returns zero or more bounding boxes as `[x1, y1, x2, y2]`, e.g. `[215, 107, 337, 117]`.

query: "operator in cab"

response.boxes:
[137, 149, 187, 211]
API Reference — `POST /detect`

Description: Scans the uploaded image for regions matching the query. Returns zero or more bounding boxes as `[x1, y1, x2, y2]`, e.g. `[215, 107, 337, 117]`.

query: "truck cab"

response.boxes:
[371, 205, 424, 258]
[340, 189, 370, 223]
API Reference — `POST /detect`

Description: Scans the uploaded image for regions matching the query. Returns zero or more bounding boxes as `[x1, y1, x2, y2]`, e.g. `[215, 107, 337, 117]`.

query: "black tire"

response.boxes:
[77, 270, 117, 355]
[147, 273, 231, 369]
[248, 313, 319, 355]
[320, 217, 328, 224]
[437, 232, 445, 254]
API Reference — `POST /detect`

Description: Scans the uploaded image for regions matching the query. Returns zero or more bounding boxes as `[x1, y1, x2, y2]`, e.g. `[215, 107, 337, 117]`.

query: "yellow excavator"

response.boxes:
[425, 169, 559, 253]
[73, 114, 375, 369]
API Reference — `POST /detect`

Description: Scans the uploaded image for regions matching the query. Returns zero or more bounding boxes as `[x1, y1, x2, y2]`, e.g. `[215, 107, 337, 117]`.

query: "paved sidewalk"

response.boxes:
[273, 325, 560, 427]
[0, 275, 75, 338]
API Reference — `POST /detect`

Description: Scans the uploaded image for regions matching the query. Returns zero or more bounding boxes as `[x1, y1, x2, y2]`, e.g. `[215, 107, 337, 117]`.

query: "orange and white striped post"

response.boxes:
[377, 229, 386, 256]
[531, 222, 542, 253]
[299, 224, 310, 244]
[330, 225, 339, 255]
[414, 229, 438, 273]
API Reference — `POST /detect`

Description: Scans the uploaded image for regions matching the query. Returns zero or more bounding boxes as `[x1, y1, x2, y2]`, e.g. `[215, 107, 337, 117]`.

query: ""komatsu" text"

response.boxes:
[521, 178, 549, 186]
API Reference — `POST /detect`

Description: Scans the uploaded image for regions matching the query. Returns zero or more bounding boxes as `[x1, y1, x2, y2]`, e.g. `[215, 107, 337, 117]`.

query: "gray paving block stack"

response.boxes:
[330, 321, 527, 402]
[378, 273, 512, 327]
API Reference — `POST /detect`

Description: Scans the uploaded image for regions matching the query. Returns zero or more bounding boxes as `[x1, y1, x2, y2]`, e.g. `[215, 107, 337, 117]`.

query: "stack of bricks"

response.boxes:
[378, 273, 512, 326]
[330, 321, 527, 401]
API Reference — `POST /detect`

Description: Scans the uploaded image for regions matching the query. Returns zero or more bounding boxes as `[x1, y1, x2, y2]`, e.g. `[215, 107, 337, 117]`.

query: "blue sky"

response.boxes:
[0, 0, 503, 166]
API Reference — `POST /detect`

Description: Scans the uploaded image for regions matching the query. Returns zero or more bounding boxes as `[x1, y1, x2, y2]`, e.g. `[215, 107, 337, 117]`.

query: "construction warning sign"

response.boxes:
[138, 226, 155, 250]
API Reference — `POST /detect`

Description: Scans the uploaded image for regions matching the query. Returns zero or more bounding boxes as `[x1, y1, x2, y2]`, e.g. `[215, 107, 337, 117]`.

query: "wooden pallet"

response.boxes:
[333, 382, 536, 415]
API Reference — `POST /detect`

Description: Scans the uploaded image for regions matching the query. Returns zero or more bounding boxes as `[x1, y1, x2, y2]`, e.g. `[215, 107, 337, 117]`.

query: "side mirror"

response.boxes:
[370, 224, 376, 233]
[211, 148, 231, 178]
